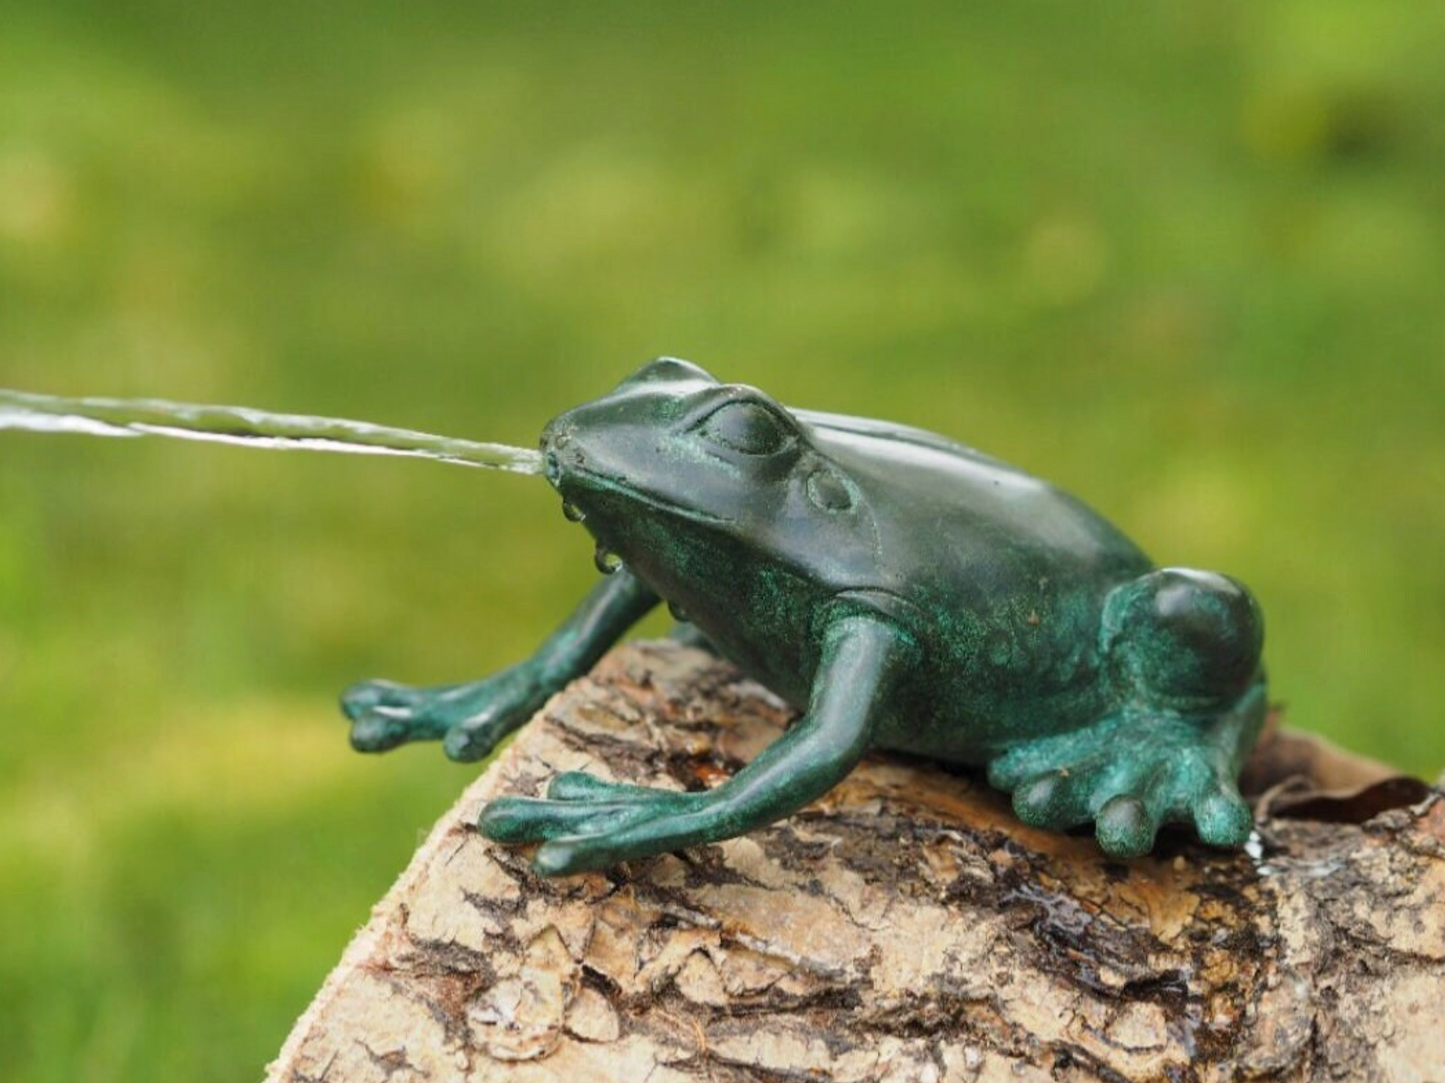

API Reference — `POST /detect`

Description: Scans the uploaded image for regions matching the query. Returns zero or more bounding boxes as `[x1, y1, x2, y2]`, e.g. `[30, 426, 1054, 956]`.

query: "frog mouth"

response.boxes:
[565, 465, 735, 526]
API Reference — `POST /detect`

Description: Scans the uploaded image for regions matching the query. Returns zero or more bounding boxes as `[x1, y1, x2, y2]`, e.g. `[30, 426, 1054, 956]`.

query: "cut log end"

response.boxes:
[266, 641, 1445, 1083]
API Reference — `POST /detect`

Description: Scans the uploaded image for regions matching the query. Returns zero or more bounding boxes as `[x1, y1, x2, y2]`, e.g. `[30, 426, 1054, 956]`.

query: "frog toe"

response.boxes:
[478, 782, 700, 847]
[546, 771, 685, 804]
[987, 736, 1074, 792]
[531, 830, 654, 877]
[531, 827, 668, 877]
[477, 795, 633, 844]
[347, 711, 412, 753]
[1013, 758, 1175, 856]
[340, 679, 397, 722]
[1093, 756, 1250, 855]
[476, 796, 562, 843]
[986, 752, 1031, 793]
[531, 838, 589, 877]
[342, 680, 449, 751]
[1011, 764, 1107, 831]
[1191, 783, 1254, 848]
[1095, 794, 1160, 858]
[530, 804, 716, 876]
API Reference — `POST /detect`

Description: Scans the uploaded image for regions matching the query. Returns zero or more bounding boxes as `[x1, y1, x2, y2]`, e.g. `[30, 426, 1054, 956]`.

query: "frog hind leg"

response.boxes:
[988, 568, 1266, 858]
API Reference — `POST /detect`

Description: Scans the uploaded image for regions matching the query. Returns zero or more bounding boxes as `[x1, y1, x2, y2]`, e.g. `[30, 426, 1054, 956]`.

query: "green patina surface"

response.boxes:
[3, 3, 1443, 1077]
[345, 360, 1267, 871]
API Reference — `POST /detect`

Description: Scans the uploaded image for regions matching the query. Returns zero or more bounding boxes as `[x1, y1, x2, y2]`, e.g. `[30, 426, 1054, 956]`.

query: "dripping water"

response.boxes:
[0, 389, 544, 475]
[593, 543, 623, 575]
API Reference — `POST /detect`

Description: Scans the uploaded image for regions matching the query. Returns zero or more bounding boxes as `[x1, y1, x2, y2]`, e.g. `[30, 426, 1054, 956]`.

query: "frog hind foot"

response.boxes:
[987, 680, 1266, 858]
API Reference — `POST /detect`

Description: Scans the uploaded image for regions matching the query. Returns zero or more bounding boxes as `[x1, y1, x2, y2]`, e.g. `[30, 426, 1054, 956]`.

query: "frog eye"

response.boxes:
[618, 358, 717, 388]
[698, 400, 793, 456]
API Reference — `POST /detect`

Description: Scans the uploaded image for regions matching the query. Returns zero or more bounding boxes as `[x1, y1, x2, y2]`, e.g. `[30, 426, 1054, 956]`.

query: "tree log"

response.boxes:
[266, 642, 1445, 1083]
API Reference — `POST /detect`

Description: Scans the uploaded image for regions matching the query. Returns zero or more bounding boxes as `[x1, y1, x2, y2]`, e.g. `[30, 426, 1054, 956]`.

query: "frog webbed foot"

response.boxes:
[341, 662, 548, 762]
[987, 684, 1266, 858]
[477, 772, 706, 876]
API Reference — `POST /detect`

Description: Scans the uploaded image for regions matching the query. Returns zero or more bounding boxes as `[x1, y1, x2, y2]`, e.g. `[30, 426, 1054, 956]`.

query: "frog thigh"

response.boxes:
[987, 569, 1267, 858]
[1102, 567, 1264, 710]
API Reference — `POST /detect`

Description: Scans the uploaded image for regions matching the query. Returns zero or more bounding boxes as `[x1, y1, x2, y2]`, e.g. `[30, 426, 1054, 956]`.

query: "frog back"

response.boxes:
[798, 410, 1151, 594]
[798, 411, 1154, 755]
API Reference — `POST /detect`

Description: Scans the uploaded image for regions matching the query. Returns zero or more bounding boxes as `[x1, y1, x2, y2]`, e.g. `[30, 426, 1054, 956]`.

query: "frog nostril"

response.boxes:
[807, 469, 854, 512]
[544, 449, 562, 483]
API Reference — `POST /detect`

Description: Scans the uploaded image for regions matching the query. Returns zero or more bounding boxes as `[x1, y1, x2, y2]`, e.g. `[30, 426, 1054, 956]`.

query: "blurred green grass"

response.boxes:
[2, 1, 1443, 1078]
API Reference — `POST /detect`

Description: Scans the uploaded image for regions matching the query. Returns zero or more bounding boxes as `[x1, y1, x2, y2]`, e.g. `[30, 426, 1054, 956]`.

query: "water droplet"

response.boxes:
[562, 500, 586, 522]
[594, 543, 623, 575]
[667, 600, 690, 622]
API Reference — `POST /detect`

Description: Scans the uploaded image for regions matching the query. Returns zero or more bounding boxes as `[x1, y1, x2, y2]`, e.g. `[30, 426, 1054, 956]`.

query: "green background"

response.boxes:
[2, 2, 1442, 1078]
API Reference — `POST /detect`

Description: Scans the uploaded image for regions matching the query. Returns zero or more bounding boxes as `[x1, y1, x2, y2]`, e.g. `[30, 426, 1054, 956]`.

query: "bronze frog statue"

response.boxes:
[343, 358, 1266, 875]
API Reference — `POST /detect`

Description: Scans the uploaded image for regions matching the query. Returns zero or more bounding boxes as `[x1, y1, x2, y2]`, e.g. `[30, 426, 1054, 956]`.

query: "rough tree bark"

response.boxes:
[267, 642, 1445, 1083]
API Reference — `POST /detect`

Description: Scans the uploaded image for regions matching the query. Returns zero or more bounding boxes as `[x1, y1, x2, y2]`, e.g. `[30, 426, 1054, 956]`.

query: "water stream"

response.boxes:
[0, 389, 544, 475]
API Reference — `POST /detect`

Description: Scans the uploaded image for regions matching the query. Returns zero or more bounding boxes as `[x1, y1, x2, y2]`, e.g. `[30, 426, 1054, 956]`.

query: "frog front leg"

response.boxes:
[342, 569, 658, 762]
[477, 611, 915, 876]
[988, 569, 1266, 857]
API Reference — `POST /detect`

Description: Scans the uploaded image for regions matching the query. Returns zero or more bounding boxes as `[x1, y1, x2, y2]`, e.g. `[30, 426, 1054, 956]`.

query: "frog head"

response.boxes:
[540, 358, 879, 614]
